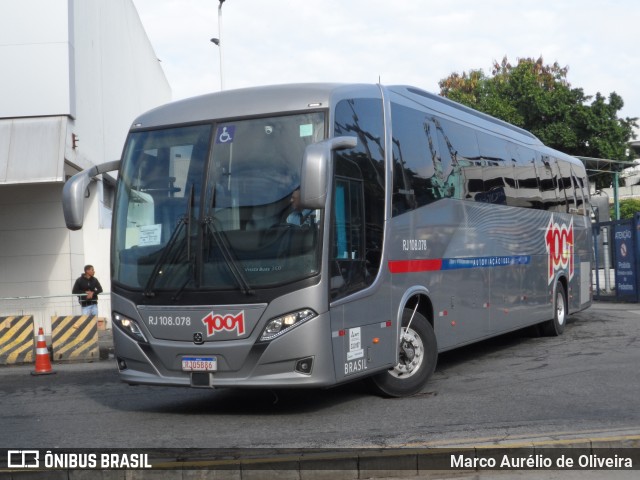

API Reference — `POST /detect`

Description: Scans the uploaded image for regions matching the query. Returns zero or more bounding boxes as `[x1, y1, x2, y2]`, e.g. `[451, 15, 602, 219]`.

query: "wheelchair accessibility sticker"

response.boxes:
[216, 125, 235, 144]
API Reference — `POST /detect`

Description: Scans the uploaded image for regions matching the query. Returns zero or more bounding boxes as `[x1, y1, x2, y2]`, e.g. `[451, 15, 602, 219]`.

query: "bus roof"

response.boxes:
[129, 82, 585, 171]
[388, 86, 541, 144]
[131, 83, 373, 129]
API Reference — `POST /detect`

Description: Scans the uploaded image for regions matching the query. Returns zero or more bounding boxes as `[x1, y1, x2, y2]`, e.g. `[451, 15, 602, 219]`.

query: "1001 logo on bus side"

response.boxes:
[545, 215, 574, 284]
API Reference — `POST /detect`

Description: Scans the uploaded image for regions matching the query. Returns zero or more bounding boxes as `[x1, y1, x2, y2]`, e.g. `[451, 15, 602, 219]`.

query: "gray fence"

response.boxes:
[0, 294, 111, 334]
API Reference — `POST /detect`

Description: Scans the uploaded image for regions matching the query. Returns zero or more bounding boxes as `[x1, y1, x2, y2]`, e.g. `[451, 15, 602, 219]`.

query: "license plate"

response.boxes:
[182, 356, 217, 372]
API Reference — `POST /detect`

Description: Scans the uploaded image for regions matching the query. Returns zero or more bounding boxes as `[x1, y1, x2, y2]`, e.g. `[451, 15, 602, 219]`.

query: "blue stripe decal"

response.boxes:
[442, 255, 531, 270]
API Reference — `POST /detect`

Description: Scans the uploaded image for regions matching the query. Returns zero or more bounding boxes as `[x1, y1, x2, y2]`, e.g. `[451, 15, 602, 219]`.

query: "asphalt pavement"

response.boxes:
[4, 301, 638, 479]
[90, 302, 640, 479]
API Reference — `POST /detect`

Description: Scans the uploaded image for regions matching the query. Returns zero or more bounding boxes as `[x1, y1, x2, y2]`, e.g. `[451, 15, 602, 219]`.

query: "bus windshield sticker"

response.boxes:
[299, 124, 313, 137]
[215, 125, 235, 144]
[138, 224, 162, 246]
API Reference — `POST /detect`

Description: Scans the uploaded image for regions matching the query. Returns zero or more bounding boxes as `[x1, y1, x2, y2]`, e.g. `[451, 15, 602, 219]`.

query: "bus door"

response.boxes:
[329, 172, 394, 383]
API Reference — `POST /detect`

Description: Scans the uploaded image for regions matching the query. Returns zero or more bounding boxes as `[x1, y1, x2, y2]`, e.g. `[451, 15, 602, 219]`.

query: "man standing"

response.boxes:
[72, 265, 103, 316]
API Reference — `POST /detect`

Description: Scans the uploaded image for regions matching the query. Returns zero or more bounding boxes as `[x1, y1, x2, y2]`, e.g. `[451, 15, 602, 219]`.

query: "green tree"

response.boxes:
[613, 198, 640, 220]
[439, 56, 638, 188]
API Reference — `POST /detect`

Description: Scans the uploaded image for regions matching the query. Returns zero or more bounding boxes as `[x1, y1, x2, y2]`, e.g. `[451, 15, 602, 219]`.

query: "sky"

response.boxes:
[132, 0, 640, 122]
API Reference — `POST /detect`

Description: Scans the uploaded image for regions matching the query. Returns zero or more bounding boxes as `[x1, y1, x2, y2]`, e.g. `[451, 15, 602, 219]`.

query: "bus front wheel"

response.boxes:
[369, 309, 437, 397]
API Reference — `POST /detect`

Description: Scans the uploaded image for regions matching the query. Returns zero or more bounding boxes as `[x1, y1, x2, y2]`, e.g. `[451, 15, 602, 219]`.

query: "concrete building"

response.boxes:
[0, 0, 171, 330]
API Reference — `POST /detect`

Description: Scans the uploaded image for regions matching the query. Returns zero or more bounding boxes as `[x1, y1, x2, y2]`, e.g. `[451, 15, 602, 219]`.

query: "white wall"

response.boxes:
[0, 0, 73, 118]
[0, 117, 67, 183]
[0, 0, 170, 331]
[0, 182, 114, 332]
[65, 0, 171, 324]
[0, 184, 86, 329]
[67, 0, 171, 171]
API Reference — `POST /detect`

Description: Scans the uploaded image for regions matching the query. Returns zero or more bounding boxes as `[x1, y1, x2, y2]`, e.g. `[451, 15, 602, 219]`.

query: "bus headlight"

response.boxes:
[113, 312, 148, 343]
[260, 309, 317, 342]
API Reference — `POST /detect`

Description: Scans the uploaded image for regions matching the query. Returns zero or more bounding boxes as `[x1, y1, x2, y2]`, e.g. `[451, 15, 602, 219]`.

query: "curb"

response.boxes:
[144, 431, 640, 476]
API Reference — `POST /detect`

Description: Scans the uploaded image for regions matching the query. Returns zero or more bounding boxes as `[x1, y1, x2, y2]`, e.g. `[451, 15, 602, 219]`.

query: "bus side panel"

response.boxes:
[481, 204, 552, 332]
[568, 214, 593, 312]
[330, 282, 396, 383]
[387, 199, 587, 351]
[387, 199, 491, 351]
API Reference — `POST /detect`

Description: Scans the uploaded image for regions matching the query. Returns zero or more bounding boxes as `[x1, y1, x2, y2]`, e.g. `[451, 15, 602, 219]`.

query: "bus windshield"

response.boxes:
[112, 112, 326, 293]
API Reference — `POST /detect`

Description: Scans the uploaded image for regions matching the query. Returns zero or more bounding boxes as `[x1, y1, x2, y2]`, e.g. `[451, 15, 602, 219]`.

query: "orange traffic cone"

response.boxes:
[31, 327, 56, 376]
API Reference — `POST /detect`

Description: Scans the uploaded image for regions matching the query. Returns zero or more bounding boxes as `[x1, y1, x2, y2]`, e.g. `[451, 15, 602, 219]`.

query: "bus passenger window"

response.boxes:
[435, 117, 477, 201]
[535, 155, 558, 211]
[558, 160, 575, 213]
[516, 148, 542, 209]
[572, 169, 588, 214]
[390, 102, 436, 216]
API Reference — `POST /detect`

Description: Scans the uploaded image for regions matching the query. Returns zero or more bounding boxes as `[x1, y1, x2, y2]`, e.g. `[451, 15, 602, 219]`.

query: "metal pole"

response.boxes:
[602, 226, 611, 293]
[217, 0, 225, 90]
[614, 171, 620, 220]
[593, 224, 601, 296]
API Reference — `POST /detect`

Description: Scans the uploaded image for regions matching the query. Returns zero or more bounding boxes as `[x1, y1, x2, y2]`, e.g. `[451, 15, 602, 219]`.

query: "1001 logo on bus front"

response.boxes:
[202, 311, 245, 336]
[545, 215, 574, 284]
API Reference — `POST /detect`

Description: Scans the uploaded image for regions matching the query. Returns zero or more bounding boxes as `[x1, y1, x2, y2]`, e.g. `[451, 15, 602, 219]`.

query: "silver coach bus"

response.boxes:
[63, 83, 592, 397]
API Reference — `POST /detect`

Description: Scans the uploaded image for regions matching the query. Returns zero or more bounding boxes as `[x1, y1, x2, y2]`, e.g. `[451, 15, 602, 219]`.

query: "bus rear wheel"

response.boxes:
[369, 308, 437, 397]
[541, 282, 567, 336]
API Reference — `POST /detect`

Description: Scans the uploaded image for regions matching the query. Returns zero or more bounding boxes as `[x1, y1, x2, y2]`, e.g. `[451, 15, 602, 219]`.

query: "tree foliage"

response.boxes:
[439, 57, 638, 188]
[613, 198, 640, 220]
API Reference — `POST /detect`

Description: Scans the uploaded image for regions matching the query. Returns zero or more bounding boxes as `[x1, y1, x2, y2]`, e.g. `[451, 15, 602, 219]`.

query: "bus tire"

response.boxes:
[541, 282, 567, 336]
[369, 309, 437, 397]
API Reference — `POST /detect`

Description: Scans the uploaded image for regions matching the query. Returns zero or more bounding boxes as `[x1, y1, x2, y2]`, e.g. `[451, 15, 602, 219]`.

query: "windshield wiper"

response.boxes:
[170, 185, 198, 301]
[203, 215, 254, 295]
[143, 221, 186, 297]
[170, 257, 196, 301]
[144, 186, 195, 297]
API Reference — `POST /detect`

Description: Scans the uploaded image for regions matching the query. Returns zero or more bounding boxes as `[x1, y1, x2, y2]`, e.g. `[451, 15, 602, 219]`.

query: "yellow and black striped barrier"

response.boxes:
[51, 315, 99, 363]
[0, 315, 35, 365]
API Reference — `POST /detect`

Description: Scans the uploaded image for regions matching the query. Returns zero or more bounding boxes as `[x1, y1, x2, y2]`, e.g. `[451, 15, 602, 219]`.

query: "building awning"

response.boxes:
[0, 116, 67, 184]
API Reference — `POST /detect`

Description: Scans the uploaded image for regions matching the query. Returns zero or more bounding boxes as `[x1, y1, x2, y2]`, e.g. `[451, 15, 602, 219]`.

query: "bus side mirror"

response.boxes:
[300, 136, 357, 209]
[62, 160, 121, 230]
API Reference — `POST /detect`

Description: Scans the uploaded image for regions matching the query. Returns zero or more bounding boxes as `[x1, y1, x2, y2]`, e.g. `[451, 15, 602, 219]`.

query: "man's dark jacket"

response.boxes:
[72, 275, 103, 307]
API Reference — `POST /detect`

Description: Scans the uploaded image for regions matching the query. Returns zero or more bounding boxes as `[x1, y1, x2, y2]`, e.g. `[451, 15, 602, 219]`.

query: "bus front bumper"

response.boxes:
[112, 312, 338, 389]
